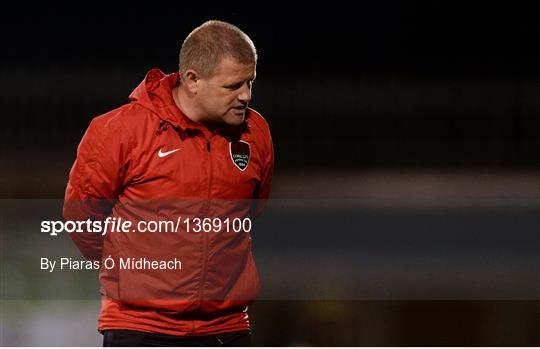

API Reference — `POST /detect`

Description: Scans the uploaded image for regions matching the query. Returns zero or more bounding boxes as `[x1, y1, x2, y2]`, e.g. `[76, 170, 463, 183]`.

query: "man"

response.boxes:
[63, 20, 273, 346]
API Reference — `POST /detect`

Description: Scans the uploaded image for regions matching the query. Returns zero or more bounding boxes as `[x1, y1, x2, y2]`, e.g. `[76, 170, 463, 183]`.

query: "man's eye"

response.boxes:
[226, 83, 242, 90]
[225, 80, 254, 90]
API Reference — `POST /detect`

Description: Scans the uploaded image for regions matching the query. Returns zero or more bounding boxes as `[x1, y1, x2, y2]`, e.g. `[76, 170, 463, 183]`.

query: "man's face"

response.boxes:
[195, 57, 256, 126]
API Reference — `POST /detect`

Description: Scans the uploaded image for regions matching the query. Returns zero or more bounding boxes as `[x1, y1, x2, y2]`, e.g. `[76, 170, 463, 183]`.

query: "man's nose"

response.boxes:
[237, 83, 251, 104]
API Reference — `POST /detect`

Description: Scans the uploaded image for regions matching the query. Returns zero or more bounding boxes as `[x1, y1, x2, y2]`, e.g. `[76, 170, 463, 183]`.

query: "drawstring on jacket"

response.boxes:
[156, 120, 169, 136]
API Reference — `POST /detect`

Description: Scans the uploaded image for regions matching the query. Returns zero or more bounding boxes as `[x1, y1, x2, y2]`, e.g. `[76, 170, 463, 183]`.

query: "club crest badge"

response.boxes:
[229, 140, 251, 171]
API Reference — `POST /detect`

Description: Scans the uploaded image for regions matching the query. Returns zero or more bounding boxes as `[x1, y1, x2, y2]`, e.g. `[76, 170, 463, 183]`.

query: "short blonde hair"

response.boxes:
[179, 20, 257, 78]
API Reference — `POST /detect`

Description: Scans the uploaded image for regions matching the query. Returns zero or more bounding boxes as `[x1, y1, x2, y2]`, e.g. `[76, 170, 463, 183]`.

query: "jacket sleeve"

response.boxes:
[252, 131, 274, 217]
[63, 114, 131, 261]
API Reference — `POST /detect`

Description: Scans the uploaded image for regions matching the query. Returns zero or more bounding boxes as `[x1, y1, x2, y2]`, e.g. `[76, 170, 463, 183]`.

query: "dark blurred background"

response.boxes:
[1, 0, 539, 346]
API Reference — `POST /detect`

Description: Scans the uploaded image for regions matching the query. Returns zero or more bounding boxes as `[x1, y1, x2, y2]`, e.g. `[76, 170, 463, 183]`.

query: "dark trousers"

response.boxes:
[102, 329, 252, 347]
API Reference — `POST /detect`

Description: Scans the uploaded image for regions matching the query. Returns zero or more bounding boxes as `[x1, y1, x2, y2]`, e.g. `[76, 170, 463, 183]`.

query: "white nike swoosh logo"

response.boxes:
[158, 148, 181, 158]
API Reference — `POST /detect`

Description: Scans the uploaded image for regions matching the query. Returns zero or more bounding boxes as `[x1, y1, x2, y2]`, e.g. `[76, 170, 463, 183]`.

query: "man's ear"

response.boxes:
[183, 69, 200, 94]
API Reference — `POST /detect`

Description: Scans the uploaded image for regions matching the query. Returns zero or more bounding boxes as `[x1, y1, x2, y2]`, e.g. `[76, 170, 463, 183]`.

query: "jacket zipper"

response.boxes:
[197, 136, 214, 308]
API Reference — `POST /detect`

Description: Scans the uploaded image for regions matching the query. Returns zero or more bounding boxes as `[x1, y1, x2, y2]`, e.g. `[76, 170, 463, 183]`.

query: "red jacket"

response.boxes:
[63, 69, 274, 336]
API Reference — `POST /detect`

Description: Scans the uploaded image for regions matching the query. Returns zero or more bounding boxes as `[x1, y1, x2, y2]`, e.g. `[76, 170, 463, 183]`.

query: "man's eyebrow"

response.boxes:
[223, 77, 255, 87]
